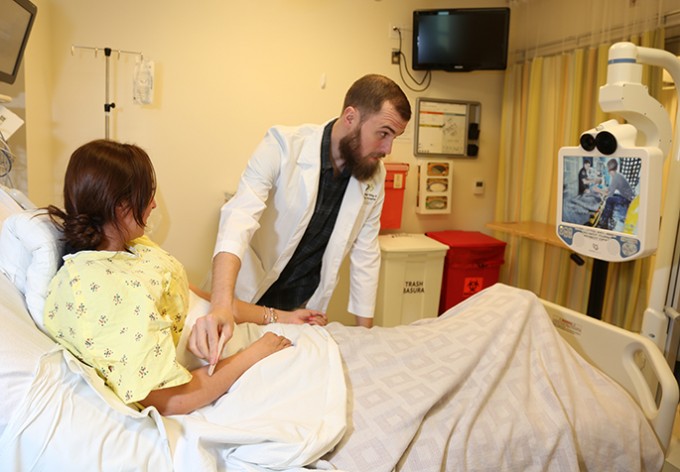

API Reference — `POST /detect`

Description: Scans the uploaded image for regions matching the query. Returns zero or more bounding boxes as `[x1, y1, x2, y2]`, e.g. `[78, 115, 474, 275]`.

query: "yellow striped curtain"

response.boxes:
[494, 29, 666, 331]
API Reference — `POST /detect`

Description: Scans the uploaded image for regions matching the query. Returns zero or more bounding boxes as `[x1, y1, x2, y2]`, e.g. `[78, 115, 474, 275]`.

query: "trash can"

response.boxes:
[426, 230, 506, 314]
[374, 233, 448, 327]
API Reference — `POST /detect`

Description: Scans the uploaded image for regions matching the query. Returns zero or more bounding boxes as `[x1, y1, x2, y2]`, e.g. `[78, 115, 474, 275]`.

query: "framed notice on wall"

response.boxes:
[414, 98, 481, 158]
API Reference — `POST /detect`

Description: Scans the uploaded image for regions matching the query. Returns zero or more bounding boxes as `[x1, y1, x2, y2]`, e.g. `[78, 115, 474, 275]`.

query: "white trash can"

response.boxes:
[374, 233, 448, 327]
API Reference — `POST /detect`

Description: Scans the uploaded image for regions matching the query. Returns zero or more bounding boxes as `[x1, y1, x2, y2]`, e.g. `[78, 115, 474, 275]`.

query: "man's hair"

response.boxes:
[607, 159, 618, 172]
[342, 74, 411, 122]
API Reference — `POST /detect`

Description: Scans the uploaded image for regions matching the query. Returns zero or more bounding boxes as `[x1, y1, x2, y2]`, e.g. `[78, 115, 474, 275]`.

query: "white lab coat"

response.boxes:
[214, 122, 385, 318]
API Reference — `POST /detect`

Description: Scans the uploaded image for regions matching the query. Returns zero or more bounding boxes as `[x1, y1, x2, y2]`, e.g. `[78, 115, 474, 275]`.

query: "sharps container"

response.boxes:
[426, 230, 506, 314]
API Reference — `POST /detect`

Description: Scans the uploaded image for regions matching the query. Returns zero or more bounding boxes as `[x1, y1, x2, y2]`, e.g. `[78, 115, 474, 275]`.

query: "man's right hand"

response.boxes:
[193, 252, 241, 364]
[189, 306, 236, 365]
[188, 306, 236, 364]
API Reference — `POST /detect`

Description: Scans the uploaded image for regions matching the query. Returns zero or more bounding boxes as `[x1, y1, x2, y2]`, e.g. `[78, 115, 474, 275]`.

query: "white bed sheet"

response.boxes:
[0, 275, 665, 472]
[321, 283, 664, 471]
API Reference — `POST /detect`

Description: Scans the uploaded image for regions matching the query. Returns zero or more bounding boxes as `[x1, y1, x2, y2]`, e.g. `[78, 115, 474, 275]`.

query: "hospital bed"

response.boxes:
[0, 187, 675, 472]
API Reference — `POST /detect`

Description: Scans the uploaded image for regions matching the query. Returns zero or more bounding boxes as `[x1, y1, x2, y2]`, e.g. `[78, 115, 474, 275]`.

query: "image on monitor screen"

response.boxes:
[561, 155, 641, 235]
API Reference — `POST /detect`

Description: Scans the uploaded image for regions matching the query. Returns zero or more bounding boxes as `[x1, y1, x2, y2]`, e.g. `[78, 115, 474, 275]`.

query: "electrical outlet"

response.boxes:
[391, 49, 400, 65]
[473, 180, 485, 195]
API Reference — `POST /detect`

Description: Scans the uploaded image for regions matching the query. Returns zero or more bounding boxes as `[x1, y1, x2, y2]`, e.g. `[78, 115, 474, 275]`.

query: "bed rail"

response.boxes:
[541, 299, 679, 452]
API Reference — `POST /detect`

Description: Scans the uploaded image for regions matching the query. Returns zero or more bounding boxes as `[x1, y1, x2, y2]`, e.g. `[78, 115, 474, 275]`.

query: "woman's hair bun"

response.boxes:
[62, 213, 104, 252]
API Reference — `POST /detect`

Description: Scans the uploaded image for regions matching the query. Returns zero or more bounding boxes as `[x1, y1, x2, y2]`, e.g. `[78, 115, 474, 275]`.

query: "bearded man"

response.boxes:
[189, 74, 411, 363]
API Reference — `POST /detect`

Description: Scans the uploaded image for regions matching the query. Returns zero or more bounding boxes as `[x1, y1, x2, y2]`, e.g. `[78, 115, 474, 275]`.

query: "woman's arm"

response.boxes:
[233, 300, 327, 326]
[189, 285, 327, 327]
[139, 332, 291, 416]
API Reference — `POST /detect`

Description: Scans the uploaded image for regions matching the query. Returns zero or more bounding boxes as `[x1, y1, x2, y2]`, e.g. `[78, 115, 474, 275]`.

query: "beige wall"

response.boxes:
[18, 0, 508, 292]
[6, 0, 680, 320]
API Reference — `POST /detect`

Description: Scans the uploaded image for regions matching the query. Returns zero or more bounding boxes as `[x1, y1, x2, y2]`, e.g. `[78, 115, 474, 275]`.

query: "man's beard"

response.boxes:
[338, 127, 384, 181]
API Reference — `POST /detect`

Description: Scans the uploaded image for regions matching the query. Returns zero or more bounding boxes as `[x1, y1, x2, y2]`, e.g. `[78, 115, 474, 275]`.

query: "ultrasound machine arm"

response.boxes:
[558, 42, 680, 365]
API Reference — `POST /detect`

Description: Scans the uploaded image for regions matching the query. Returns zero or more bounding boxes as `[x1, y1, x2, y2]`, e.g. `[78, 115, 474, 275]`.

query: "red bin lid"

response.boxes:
[426, 230, 506, 248]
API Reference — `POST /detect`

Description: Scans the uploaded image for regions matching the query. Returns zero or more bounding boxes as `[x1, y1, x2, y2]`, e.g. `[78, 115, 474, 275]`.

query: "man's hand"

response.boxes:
[194, 251, 241, 365]
[355, 315, 373, 328]
[188, 307, 235, 364]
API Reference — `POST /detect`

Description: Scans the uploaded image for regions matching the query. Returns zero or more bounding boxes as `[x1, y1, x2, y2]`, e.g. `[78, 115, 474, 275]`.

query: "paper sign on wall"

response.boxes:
[0, 106, 24, 140]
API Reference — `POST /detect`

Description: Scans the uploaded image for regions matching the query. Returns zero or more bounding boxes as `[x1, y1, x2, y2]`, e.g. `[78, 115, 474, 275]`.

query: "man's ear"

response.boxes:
[341, 106, 360, 127]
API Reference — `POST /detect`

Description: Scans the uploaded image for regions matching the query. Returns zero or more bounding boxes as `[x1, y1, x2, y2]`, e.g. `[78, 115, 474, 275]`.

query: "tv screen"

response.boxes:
[412, 8, 510, 72]
[0, 0, 37, 85]
[556, 145, 662, 262]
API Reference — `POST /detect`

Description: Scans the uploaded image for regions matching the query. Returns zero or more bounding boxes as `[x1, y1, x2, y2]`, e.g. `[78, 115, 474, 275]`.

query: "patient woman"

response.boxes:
[43, 139, 326, 415]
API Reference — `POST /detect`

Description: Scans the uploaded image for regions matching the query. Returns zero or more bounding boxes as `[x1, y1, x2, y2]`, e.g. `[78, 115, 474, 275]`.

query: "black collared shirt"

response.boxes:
[257, 120, 351, 310]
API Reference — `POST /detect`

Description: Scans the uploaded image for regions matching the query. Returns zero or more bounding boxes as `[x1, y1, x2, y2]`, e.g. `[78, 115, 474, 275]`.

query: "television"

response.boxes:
[0, 0, 37, 85]
[412, 8, 510, 72]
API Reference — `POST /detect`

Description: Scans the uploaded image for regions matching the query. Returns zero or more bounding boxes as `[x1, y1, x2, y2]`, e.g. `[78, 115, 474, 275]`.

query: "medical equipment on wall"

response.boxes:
[70, 44, 150, 139]
[557, 42, 680, 370]
[416, 159, 453, 214]
[133, 58, 155, 105]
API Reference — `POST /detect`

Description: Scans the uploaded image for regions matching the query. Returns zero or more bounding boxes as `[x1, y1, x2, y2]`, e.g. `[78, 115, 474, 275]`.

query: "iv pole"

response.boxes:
[71, 45, 143, 139]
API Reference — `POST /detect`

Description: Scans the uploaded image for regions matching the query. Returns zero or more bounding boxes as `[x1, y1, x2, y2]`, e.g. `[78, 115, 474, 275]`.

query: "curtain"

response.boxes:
[494, 28, 666, 331]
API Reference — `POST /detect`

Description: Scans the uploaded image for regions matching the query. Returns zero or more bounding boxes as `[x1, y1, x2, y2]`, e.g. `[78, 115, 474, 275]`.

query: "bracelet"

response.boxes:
[263, 305, 278, 324]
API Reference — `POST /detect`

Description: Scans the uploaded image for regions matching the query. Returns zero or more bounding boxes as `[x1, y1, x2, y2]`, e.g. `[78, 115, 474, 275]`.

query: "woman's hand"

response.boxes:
[278, 308, 328, 326]
[249, 332, 292, 360]
[142, 331, 291, 416]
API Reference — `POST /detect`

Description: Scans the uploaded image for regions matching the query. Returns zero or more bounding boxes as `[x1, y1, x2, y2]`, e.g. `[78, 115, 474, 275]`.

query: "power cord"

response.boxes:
[394, 27, 431, 92]
[0, 130, 15, 187]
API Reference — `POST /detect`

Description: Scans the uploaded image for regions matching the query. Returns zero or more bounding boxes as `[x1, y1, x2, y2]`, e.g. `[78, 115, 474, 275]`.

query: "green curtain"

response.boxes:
[494, 28, 666, 331]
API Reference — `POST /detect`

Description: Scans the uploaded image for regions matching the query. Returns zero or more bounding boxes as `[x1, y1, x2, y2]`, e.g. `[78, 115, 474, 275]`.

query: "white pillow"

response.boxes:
[0, 209, 64, 332]
[0, 272, 55, 432]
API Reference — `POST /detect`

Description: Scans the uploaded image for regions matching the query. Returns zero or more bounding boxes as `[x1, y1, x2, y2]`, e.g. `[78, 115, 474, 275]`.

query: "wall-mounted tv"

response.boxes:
[0, 0, 38, 85]
[412, 8, 510, 72]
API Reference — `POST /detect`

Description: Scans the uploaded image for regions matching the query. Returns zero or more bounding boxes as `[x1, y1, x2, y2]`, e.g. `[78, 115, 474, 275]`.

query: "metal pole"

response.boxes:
[103, 48, 114, 139]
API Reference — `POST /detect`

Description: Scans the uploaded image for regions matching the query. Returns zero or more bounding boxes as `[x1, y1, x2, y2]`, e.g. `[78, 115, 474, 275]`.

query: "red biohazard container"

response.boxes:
[426, 230, 506, 314]
[381, 163, 409, 230]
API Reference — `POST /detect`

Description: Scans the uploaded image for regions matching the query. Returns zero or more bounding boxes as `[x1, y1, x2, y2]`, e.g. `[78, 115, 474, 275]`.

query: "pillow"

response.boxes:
[0, 209, 64, 332]
[0, 272, 55, 432]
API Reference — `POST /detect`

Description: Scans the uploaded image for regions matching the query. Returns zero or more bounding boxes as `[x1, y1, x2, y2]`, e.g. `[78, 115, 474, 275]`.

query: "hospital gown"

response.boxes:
[44, 236, 192, 405]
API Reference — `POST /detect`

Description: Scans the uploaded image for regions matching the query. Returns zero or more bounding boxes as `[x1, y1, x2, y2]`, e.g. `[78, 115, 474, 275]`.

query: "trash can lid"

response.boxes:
[426, 230, 506, 248]
[379, 233, 449, 253]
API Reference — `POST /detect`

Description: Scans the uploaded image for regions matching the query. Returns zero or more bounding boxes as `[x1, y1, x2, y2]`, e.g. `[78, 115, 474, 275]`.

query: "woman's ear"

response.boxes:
[114, 202, 129, 219]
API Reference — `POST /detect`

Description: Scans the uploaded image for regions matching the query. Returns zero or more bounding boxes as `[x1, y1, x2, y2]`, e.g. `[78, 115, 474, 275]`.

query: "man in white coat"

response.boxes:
[189, 74, 411, 364]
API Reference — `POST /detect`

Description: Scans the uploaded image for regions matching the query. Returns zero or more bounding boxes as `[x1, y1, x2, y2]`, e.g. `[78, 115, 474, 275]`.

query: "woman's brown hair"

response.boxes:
[47, 139, 156, 253]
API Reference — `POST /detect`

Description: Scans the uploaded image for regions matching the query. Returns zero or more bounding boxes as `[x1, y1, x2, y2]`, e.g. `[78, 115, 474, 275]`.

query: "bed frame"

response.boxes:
[542, 298, 679, 452]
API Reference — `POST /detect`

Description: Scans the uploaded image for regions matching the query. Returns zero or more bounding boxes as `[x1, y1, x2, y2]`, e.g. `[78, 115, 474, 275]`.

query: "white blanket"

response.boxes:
[321, 283, 664, 471]
[169, 321, 347, 471]
[0, 317, 347, 471]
